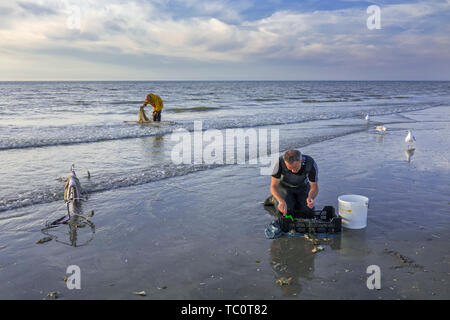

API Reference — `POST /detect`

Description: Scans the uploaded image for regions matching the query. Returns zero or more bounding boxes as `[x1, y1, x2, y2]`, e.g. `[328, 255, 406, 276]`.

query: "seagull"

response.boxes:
[405, 130, 416, 148]
[375, 125, 386, 133]
[405, 130, 416, 143]
[365, 114, 369, 122]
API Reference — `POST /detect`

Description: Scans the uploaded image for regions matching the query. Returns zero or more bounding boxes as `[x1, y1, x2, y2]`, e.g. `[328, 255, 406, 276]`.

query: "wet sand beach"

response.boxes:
[0, 105, 448, 300]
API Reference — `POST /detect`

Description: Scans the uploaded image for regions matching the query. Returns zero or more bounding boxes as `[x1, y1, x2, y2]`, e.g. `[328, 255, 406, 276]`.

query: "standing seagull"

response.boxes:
[365, 114, 369, 122]
[405, 130, 416, 148]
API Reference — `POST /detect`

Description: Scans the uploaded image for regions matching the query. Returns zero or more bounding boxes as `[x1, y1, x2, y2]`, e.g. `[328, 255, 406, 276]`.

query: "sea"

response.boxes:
[1, 81, 449, 215]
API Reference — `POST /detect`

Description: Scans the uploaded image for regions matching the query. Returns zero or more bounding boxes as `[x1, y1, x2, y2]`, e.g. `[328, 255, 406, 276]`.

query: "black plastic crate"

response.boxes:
[279, 206, 342, 234]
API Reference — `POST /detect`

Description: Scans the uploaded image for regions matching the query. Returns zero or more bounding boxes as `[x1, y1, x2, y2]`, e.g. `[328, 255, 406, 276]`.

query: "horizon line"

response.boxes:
[1, 79, 449, 82]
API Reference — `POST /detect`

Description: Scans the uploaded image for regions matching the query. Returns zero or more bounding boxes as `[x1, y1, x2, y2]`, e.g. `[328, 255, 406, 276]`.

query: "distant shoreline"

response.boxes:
[1, 80, 449, 83]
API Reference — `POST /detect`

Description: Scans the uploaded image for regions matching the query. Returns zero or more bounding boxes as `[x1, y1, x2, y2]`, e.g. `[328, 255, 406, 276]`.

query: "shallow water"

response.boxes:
[0, 82, 449, 299]
[1, 81, 448, 214]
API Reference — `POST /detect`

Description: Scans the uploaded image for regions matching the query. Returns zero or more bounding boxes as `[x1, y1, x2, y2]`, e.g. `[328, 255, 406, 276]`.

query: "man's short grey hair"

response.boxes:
[283, 150, 302, 164]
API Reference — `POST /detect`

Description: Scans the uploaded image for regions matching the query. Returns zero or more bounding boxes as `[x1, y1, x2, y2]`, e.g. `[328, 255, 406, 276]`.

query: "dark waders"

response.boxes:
[273, 184, 314, 232]
[153, 110, 161, 122]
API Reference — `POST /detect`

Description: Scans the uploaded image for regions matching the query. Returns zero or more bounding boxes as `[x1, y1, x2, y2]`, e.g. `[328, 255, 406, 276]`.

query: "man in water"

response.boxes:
[270, 150, 319, 220]
[142, 93, 164, 122]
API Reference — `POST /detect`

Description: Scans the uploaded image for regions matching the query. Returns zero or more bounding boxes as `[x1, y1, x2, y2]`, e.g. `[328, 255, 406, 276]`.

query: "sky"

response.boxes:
[0, 0, 449, 80]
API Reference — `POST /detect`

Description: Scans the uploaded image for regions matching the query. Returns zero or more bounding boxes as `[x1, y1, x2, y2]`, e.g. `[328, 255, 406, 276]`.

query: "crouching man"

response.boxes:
[270, 150, 319, 222]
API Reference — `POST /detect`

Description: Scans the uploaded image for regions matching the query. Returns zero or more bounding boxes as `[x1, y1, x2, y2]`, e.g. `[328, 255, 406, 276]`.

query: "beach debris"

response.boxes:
[255, 260, 261, 263]
[47, 291, 59, 299]
[384, 249, 424, 270]
[365, 114, 369, 122]
[375, 125, 387, 133]
[157, 286, 167, 290]
[36, 237, 52, 244]
[312, 246, 324, 254]
[133, 291, 146, 296]
[276, 277, 293, 286]
[87, 170, 91, 179]
[322, 237, 331, 242]
[305, 232, 322, 242]
[304, 233, 317, 242]
[384, 249, 414, 264]
[63, 276, 69, 282]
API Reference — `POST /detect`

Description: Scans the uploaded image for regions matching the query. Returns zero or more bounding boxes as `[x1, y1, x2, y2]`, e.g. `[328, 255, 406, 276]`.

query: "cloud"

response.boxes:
[0, 0, 449, 79]
[17, 1, 58, 16]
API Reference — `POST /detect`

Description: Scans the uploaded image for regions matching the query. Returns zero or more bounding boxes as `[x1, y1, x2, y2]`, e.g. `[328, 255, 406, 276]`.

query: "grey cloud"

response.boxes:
[46, 30, 101, 42]
[104, 20, 124, 33]
[208, 40, 245, 52]
[17, 1, 57, 16]
[30, 45, 170, 69]
[0, 6, 15, 16]
[0, 7, 17, 29]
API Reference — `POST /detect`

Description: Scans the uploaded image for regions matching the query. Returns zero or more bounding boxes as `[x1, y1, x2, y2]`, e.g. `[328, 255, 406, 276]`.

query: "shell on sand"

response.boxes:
[276, 277, 293, 286]
[312, 245, 324, 253]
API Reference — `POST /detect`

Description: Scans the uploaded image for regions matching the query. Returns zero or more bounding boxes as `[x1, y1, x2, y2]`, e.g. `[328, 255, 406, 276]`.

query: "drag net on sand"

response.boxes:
[138, 106, 150, 122]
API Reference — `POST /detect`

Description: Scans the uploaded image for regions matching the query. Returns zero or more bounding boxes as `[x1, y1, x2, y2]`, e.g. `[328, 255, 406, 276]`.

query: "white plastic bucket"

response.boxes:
[338, 195, 369, 229]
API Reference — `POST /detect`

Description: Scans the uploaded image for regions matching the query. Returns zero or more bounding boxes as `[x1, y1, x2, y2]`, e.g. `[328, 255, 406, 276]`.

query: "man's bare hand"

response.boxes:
[306, 197, 315, 209]
[278, 200, 287, 215]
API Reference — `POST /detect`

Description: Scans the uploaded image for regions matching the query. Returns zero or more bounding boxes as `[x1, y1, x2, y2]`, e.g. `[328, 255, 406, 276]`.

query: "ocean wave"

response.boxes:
[73, 100, 91, 105]
[253, 98, 279, 102]
[0, 130, 173, 151]
[0, 125, 374, 215]
[186, 98, 210, 101]
[167, 106, 221, 113]
[0, 163, 221, 214]
[109, 100, 143, 105]
[0, 104, 434, 151]
[302, 99, 348, 103]
[287, 97, 306, 100]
